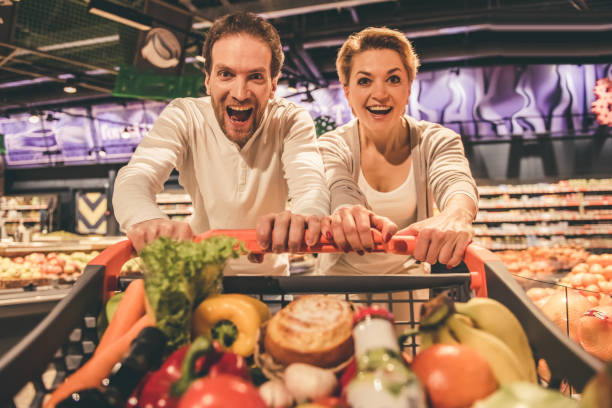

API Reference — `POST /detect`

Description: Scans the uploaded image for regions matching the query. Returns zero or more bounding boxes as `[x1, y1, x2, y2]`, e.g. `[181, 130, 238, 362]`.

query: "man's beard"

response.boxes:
[211, 95, 261, 146]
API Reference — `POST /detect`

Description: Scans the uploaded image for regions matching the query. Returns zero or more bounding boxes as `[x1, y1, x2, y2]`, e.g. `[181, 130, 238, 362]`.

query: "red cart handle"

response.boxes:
[90, 228, 493, 301]
[194, 228, 415, 254]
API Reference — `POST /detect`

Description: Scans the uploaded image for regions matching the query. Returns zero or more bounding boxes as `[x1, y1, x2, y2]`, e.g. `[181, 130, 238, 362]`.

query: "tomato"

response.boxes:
[411, 344, 498, 408]
[312, 396, 349, 408]
[177, 374, 266, 408]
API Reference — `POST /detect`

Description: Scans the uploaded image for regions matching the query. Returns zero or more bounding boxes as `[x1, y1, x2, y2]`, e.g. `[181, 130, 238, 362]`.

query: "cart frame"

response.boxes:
[0, 236, 605, 407]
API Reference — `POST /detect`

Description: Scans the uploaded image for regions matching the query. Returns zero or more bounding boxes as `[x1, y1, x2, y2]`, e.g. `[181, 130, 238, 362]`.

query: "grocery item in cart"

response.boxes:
[264, 294, 354, 368]
[346, 307, 427, 408]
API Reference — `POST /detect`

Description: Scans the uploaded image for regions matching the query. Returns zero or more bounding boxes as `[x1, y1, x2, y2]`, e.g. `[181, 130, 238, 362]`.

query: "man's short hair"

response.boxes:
[203, 12, 284, 78]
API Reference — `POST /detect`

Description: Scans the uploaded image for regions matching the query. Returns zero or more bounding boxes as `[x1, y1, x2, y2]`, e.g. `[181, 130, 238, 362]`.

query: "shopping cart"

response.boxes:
[0, 230, 605, 407]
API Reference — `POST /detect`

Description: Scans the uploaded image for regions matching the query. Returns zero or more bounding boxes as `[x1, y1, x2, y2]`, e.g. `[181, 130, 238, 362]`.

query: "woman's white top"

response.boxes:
[334, 165, 422, 275]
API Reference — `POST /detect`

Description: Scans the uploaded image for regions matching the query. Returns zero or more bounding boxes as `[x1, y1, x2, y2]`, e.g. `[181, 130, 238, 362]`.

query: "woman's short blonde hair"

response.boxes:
[336, 27, 420, 86]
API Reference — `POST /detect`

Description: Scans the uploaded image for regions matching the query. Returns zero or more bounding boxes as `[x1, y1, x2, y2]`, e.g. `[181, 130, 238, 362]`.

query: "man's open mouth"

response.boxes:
[366, 106, 392, 115]
[227, 106, 253, 123]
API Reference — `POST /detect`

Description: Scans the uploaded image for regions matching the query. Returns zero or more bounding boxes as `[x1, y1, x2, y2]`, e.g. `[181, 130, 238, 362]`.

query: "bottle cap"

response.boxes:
[353, 306, 395, 326]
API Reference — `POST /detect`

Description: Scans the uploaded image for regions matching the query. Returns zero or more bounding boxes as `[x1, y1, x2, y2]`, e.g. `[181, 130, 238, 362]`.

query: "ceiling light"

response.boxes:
[88, 0, 152, 31]
[28, 114, 40, 124]
[121, 127, 132, 139]
[63, 85, 77, 94]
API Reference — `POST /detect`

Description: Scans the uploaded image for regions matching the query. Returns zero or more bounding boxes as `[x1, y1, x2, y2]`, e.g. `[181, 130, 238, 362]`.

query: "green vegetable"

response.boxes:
[473, 382, 578, 408]
[96, 291, 125, 340]
[106, 291, 124, 323]
[139, 236, 246, 351]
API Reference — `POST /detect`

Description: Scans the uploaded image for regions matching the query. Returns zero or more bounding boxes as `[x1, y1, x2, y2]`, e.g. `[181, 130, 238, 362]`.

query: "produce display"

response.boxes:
[28, 236, 610, 408]
[0, 251, 98, 289]
[523, 253, 612, 362]
[495, 245, 612, 364]
[497, 245, 591, 278]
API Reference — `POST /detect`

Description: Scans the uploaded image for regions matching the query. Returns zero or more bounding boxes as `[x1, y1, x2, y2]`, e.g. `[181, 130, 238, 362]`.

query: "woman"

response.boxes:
[318, 27, 478, 276]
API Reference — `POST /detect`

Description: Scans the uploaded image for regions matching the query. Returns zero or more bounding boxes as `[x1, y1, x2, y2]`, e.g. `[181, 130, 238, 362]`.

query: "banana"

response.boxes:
[435, 323, 459, 344]
[446, 314, 527, 385]
[418, 329, 435, 350]
[454, 298, 537, 382]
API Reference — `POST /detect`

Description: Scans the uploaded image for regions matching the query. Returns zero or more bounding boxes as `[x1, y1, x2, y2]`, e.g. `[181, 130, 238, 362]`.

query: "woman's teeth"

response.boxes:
[227, 106, 253, 122]
[366, 106, 392, 115]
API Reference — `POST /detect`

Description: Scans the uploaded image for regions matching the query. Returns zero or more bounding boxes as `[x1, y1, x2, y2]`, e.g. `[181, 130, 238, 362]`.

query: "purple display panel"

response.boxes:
[0, 108, 95, 168]
[285, 63, 611, 140]
[279, 83, 352, 126]
[91, 101, 166, 163]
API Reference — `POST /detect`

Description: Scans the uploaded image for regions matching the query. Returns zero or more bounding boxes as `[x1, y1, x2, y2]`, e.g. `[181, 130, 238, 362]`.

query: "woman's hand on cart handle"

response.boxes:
[397, 205, 475, 268]
[320, 205, 398, 253]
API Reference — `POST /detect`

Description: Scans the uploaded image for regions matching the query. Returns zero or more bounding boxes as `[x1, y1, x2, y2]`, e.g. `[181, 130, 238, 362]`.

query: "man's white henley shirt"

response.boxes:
[113, 96, 330, 275]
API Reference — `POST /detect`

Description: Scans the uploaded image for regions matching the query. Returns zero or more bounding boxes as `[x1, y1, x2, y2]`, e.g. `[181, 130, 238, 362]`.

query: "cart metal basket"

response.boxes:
[0, 231, 605, 407]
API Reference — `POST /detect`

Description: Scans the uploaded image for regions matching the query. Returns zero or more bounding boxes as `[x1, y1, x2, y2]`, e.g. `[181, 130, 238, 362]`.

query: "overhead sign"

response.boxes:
[0, 108, 96, 168]
[133, 0, 192, 75]
[91, 101, 165, 162]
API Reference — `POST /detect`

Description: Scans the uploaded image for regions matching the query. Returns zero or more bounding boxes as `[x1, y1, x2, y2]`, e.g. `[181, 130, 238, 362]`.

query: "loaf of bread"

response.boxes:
[264, 294, 354, 368]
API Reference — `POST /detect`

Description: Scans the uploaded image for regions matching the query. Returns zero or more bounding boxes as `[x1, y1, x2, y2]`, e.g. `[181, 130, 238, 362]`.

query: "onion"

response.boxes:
[259, 380, 294, 408]
[284, 363, 337, 403]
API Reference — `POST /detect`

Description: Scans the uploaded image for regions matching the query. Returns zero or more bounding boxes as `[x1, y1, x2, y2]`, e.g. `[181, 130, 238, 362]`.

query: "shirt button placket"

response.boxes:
[239, 160, 247, 192]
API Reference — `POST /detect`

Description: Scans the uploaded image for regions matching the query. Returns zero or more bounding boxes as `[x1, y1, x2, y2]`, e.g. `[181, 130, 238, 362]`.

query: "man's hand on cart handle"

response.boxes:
[128, 219, 194, 252]
[251, 211, 323, 263]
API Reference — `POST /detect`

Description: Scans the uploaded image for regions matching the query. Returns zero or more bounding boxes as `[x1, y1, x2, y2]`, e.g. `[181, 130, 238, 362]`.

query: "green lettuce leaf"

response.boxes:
[139, 236, 246, 351]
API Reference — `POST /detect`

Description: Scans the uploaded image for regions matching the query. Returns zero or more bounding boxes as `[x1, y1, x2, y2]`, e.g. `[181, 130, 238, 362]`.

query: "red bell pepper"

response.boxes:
[137, 336, 249, 408]
[177, 374, 266, 408]
[137, 343, 192, 408]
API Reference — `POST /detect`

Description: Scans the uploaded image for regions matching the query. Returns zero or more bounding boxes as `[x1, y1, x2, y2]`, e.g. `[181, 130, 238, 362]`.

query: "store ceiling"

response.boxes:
[1, 0, 611, 112]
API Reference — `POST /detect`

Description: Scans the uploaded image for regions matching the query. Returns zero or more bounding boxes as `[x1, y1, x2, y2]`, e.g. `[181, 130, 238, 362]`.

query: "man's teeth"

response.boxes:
[228, 106, 252, 111]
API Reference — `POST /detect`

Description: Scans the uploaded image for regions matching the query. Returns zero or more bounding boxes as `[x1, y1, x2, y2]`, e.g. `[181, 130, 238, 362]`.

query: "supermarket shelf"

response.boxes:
[474, 230, 612, 237]
[478, 186, 612, 196]
[0, 287, 69, 319]
[479, 199, 611, 209]
[161, 209, 193, 215]
[475, 214, 612, 223]
[0, 205, 48, 211]
[486, 245, 612, 251]
[2, 218, 40, 223]
[475, 179, 612, 251]
[0, 237, 124, 257]
[155, 194, 191, 204]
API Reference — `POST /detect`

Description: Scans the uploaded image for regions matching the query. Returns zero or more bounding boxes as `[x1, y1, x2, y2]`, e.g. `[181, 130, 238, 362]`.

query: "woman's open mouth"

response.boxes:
[366, 106, 393, 116]
[226, 106, 254, 124]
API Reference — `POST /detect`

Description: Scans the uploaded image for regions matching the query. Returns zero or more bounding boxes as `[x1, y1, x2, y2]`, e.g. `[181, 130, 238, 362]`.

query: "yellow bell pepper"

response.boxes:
[192, 293, 269, 357]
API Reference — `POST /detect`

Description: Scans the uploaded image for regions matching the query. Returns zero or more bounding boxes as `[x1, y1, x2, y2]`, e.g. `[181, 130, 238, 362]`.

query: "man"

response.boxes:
[113, 12, 330, 275]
